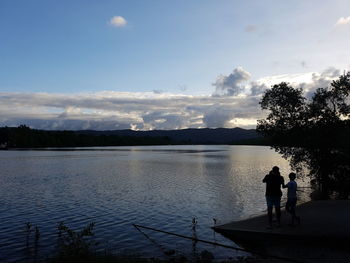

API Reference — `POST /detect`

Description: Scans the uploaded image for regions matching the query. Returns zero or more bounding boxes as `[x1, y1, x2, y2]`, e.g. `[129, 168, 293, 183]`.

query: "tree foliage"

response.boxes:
[257, 73, 350, 198]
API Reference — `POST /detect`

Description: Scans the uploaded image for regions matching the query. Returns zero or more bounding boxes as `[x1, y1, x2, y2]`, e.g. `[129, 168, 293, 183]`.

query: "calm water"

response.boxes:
[0, 145, 310, 262]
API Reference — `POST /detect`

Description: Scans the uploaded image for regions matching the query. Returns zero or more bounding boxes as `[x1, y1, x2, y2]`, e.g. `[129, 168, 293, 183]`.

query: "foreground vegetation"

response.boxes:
[23, 222, 275, 263]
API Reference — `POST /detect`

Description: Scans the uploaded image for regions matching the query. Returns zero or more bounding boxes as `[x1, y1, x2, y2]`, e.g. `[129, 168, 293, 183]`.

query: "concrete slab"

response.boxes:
[213, 200, 350, 244]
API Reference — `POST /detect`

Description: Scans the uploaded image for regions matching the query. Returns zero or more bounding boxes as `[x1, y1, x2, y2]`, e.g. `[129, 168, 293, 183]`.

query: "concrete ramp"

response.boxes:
[213, 200, 350, 245]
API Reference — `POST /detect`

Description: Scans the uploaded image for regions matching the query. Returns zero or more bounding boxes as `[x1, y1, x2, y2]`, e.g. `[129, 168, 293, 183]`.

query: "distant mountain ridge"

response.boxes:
[0, 126, 267, 148]
[76, 127, 261, 144]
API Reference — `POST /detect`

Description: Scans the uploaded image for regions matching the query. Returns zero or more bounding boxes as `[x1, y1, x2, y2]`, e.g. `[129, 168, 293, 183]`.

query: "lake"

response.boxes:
[0, 145, 310, 262]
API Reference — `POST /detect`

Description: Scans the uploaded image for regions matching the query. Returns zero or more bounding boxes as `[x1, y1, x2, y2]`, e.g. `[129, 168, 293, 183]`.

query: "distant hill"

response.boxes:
[76, 128, 262, 145]
[0, 126, 267, 148]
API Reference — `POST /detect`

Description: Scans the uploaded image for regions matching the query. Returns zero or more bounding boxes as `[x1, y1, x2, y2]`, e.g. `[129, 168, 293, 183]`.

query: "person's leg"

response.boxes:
[266, 197, 273, 228]
[275, 206, 281, 226]
[291, 199, 300, 225]
[285, 200, 291, 214]
[275, 197, 281, 226]
[290, 205, 296, 225]
[268, 206, 273, 227]
[285, 199, 294, 225]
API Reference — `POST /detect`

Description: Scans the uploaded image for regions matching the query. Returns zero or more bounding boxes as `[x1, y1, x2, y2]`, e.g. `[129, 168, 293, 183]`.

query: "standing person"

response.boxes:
[283, 172, 301, 226]
[263, 166, 285, 229]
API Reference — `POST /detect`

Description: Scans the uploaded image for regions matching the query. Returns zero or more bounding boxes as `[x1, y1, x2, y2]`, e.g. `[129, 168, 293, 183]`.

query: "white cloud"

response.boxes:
[0, 67, 346, 131]
[0, 91, 262, 130]
[335, 16, 350, 26]
[109, 16, 127, 27]
[256, 72, 315, 87]
[297, 67, 341, 98]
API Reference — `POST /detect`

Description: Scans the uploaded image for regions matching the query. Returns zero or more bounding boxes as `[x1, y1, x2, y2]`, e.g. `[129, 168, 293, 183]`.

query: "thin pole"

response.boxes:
[133, 224, 306, 263]
[134, 222, 177, 256]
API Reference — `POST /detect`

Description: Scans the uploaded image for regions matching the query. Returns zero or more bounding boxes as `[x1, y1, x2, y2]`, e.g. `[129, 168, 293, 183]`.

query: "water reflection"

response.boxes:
[0, 145, 308, 262]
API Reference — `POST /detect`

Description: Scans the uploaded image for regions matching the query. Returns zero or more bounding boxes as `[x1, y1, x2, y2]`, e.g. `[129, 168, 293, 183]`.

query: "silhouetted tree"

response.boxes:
[257, 73, 350, 198]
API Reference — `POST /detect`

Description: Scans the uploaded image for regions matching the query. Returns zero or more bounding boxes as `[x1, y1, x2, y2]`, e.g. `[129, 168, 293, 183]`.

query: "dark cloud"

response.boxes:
[250, 82, 268, 96]
[152, 90, 163, 94]
[212, 67, 251, 96]
[321, 67, 341, 78]
[202, 108, 234, 128]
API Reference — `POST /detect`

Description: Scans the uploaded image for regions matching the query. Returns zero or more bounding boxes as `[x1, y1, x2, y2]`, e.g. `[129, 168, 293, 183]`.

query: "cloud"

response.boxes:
[152, 90, 163, 94]
[254, 67, 343, 99]
[335, 16, 350, 26]
[250, 82, 268, 96]
[297, 67, 341, 98]
[0, 91, 262, 130]
[245, 25, 257, 33]
[2, 118, 131, 131]
[109, 16, 127, 27]
[213, 67, 251, 96]
[256, 72, 315, 87]
[142, 111, 193, 130]
[0, 67, 346, 131]
[202, 108, 234, 128]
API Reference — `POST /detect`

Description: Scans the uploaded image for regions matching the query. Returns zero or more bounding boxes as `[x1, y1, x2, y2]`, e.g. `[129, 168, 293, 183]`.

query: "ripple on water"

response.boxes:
[0, 145, 309, 262]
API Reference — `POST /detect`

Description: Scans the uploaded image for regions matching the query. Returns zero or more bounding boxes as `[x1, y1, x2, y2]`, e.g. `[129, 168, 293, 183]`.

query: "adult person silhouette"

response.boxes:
[263, 166, 285, 229]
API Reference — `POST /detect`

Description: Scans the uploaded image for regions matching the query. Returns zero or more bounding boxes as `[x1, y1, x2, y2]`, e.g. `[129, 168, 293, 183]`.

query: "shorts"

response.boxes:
[286, 197, 297, 210]
[266, 196, 281, 208]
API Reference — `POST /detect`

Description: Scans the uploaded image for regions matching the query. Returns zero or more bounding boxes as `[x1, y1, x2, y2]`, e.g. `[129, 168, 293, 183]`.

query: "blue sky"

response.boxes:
[0, 0, 349, 129]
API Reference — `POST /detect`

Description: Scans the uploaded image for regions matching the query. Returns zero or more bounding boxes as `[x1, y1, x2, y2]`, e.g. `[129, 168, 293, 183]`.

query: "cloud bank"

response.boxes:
[0, 67, 345, 130]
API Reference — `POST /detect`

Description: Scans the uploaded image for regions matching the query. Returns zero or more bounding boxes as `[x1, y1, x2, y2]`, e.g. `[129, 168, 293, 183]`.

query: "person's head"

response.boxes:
[289, 172, 296, 181]
[272, 166, 279, 174]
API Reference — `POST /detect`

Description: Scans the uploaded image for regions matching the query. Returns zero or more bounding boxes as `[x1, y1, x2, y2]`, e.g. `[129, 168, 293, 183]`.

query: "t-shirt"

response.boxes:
[263, 173, 284, 197]
[286, 180, 297, 199]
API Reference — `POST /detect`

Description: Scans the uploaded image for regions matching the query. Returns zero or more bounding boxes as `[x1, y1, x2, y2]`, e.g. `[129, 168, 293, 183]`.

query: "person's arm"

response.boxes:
[262, 175, 268, 183]
[281, 177, 287, 188]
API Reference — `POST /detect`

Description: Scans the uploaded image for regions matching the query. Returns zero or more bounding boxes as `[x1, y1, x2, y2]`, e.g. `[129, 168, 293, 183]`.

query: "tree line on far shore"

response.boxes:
[0, 125, 173, 148]
[0, 125, 269, 148]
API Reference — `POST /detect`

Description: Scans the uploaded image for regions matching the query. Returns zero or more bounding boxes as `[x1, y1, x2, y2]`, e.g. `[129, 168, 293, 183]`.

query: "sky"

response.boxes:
[0, 0, 349, 130]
